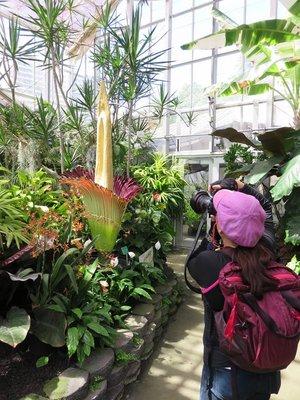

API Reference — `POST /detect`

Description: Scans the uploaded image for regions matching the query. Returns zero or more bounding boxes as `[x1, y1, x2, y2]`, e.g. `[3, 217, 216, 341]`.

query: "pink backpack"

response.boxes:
[208, 261, 300, 372]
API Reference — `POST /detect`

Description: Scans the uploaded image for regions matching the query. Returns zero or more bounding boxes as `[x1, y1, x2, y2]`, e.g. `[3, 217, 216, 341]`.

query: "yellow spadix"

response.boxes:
[94, 81, 113, 190]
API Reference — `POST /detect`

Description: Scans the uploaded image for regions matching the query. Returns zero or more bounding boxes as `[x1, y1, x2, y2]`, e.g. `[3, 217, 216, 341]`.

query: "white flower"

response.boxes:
[155, 241, 161, 250]
[35, 205, 49, 213]
[84, 239, 92, 248]
[110, 257, 119, 267]
[100, 280, 109, 293]
[128, 252, 136, 259]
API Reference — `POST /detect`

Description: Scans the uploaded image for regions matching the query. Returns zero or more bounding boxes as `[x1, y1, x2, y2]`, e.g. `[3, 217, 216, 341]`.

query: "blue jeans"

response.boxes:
[200, 364, 280, 400]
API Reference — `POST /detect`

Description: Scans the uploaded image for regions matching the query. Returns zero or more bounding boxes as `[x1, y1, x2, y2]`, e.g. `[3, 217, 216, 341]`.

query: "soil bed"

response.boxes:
[0, 342, 69, 400]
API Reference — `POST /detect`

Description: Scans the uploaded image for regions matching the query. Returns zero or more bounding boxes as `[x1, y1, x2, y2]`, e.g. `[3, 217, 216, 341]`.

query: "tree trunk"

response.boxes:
[51, 50, 65, 174]
[294, 109, 300, 130]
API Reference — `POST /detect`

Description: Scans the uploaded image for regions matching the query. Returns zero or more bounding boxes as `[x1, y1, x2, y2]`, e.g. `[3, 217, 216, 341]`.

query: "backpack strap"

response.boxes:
[242, 292, 300, 339]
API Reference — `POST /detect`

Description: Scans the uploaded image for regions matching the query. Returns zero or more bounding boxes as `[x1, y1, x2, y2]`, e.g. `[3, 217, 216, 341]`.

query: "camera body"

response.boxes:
[190, 178, 238, 215]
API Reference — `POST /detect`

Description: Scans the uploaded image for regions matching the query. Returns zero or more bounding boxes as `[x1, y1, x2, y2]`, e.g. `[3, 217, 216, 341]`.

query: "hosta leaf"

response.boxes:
[0, 307, 30, 347]
[32, 308, 66, 347]
[244, 155, 284, 185]
[270, 154, 300, 201]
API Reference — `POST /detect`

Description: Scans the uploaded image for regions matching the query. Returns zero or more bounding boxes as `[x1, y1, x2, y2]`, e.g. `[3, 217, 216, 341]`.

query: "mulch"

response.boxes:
[0, 339, 69, 400]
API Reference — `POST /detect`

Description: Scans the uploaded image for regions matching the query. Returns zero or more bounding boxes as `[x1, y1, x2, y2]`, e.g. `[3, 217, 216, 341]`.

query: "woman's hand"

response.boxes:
[209, 178, 244, 194]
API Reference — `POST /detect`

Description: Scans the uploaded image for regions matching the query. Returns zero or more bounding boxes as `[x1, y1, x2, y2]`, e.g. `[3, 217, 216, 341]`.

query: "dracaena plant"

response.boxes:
[62, 82, 141, 253]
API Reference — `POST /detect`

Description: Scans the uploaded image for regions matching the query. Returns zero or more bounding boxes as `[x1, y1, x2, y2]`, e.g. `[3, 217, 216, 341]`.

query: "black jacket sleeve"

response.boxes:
[240, 184, 276, 251]
[188, 250, 231, 311]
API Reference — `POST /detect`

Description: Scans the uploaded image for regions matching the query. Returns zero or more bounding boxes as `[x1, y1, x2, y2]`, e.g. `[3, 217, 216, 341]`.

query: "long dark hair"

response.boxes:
[232, 239, 278, 298]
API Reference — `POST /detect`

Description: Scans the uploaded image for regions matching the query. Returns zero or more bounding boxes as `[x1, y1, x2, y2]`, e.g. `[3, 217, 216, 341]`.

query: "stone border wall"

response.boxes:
[21, 272, 183, 400]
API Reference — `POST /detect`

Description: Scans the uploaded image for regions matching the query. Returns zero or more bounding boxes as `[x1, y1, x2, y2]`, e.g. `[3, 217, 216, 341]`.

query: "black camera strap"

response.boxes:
[184, 211, 208, 294]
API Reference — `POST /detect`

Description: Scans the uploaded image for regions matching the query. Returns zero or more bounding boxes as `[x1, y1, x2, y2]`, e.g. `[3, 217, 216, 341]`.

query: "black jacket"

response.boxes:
[188, 184, 276, 367]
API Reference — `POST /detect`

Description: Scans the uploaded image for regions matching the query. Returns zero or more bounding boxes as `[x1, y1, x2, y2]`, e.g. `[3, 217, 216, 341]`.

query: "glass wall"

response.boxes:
[0, 0, 292, 151]
[133, 0, 290, 155]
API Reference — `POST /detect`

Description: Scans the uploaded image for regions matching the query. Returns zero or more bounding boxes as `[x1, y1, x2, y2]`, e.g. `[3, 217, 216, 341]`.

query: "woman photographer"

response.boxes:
[188, 179, 281, 400]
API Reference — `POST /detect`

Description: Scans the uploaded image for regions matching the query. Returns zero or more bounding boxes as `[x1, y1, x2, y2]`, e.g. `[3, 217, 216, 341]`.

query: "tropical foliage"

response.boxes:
[182, 2, 300, 128]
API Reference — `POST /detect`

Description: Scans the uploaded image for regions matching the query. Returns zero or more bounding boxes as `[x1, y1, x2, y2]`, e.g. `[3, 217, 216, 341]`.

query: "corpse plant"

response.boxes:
[62, 82, 141, 253]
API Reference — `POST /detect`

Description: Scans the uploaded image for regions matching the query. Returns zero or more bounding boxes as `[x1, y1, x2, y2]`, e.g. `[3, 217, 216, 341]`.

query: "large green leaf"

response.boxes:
[32, 308, 67, 347]
[212, 128, 260, 148]
[245, 155, 284, 185]
[270, 154, 300, 201]
[279, 0, 300, 17]
[182, 19, 299, 52]
[282, 188, 300, 245]
[211, 8, 238, 29]
[258, 127, 296, 155]
[0, 307, 30, 347]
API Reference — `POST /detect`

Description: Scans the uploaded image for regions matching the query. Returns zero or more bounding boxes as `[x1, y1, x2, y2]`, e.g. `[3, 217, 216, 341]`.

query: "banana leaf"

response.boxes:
[270, 153, 300, 201]
[244, 155, 284, 185]
[182, 19, 299, 53]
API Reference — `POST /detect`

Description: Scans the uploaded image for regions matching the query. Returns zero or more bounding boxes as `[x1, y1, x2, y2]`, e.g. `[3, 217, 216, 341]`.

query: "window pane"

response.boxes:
[141, 2, 151, 25]
[193, 6, 213, 59]
[152, 0, 166, 22]
[219, 0, 245, 25]
[192, 59, 212, 107]
[172, 13, 193, 64]
[194, 0, 213, 6]
[246, 0, 270, 23]
[277, 2, 289, 18]
[216, 53, 243, 82]
[172, 0, 193, 14]
[171, 64, 192, 108]
[273, 100, 293, 127]
[216, 106, 242, 129]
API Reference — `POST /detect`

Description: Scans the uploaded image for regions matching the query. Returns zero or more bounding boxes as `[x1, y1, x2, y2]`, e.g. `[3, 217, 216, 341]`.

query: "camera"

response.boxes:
[190, 190, 215, 215]
[190, 178, 238, 215]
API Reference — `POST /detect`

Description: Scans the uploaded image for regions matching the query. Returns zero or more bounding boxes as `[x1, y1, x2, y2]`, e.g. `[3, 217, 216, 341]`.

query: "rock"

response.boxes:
[154, 326, 163, 339]
[125, 361, 141, 385]
[124, 315, 148, 335]
[84, 380, 107, 400]
[43, 367, 89, 400]
[20, 396, 48, 400]
[131, 304, 155, 322]
[166, 278, 178, 288]
[113, 330, 134, 351]
[143, 328, 156, 345]
[81, 349, 115, 378]
[107, 364, 128, 387]
[142, 293, 162, 307]
[143, 341, 154, 356]
[161, 314, 169, 326]
[127, 338, 145, 357]
[154, 284, 172, 296]
[104, 383, 124, 400]
[153, 309, 162, 326]
[161, 304, 170, 317]
[169, 305, 177, 315]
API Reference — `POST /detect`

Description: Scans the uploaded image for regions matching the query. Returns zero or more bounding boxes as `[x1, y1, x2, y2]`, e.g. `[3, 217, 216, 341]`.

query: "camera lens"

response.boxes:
[190, 190, 213, 214]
